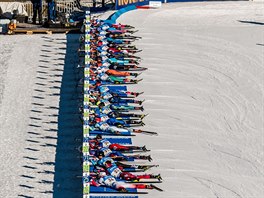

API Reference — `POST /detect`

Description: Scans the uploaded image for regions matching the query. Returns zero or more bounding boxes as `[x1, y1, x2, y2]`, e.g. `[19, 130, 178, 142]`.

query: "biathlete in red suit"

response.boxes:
[89, 134, 147, 152]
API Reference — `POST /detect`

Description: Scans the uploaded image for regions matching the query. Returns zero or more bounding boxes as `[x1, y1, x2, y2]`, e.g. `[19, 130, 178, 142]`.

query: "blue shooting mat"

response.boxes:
[107, 86, 127, 92]
[90, 130, 133, 136]
[88, 137, 132, 145]
[106, 138, 132, 144]
[90, 186, 146, 194]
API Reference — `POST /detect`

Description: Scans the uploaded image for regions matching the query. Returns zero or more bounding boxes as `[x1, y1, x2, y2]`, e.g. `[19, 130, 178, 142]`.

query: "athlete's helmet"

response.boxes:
[95, 134, 102, 140]
[97, 151, 105, 157]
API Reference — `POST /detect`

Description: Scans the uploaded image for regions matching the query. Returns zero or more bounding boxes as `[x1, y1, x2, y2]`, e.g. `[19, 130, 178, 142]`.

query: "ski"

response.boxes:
[121, 169, 147, 173]
[140, 130, 158, 135]
[113, 81, 140, 85]
[129, 164, 159, 170]
[136, 78, 143, 83]
[141, 164, 159, 170]
[150, 184, 163, 192]
[120, 149, 151, 153]
[122, 169, 148, 173]
[135, 72, 142, 77]
[117, 68, 142, 72]
[126, 180, 162, 184]
[131, 130, 158, 135]
[126, 124, 145, 128]
[136, 91, 144, 96]
[123, 67, 147, 71]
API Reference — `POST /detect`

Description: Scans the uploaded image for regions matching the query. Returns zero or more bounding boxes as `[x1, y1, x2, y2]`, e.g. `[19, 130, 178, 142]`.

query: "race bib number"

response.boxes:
[103, 93, 112, 100]
[103, 148, 112, 156]
[110, 167, 122, 177]
[100, 74, 109, 81]
[100, 123, 109, 131]
[103, 101, 111, 106]
[102, 107, 112, 114]
[100, 115, 109, 122]
[99, 86, 109, 93]
[104, 177, 116, 186]
[102, 140, 111, 147]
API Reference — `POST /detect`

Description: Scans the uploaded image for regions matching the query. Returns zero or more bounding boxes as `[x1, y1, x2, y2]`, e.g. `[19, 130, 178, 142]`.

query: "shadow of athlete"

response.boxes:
[52, 33, 83, 198]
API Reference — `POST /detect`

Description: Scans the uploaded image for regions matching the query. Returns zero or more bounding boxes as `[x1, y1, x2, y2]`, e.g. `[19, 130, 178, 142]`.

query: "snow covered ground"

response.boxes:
[117, 1, 264, 198]
[0, 1, 263, 198]
[0, 34, 82, 198]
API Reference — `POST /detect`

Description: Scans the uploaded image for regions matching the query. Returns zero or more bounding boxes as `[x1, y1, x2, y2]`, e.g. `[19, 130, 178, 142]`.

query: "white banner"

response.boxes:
[149, 1, 162, 8]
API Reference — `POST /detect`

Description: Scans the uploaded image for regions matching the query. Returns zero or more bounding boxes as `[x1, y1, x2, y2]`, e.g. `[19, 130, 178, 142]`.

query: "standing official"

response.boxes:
[31, 0, 42, 24]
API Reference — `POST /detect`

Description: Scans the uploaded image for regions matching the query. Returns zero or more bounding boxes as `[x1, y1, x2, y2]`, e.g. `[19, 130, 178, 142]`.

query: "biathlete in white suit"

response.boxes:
[89, 172, 157, 192]
[90, 121, 144, 135]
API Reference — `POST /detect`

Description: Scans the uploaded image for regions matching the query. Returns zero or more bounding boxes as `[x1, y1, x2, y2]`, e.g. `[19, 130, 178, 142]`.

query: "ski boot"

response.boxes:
[131, 72, 140, 77]
[154, 174, 162, 181]
[138, 99, 145, 105]
[134, 91, 144, 97]
[140, 113, 149, 119]
[147, 155, 152, 162]
[142, 145, 148, 152]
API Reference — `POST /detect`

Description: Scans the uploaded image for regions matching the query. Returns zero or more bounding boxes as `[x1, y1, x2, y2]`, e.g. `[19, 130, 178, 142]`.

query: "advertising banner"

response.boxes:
[115, 0, 150, 10]
[115, 0, 205, 9]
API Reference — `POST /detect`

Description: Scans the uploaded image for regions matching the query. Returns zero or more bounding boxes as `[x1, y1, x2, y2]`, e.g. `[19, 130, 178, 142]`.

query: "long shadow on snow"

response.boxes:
[53, 33, 83, 197]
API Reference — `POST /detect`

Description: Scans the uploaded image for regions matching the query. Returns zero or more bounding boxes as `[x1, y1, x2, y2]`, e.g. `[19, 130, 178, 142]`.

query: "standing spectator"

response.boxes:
[47, 0, 56, 22]
[31, 0, 42, 24]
